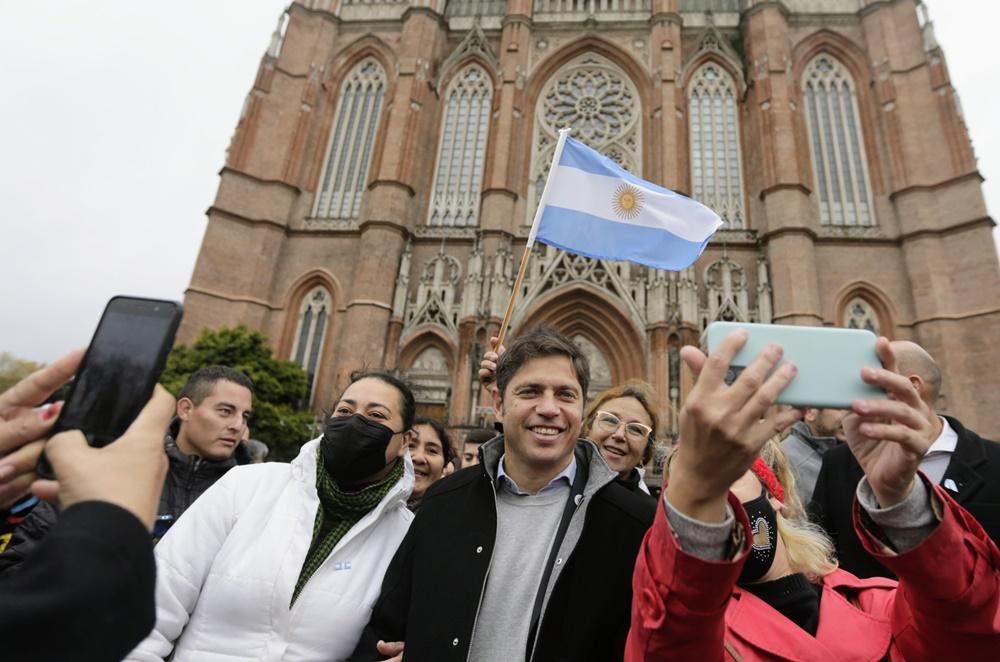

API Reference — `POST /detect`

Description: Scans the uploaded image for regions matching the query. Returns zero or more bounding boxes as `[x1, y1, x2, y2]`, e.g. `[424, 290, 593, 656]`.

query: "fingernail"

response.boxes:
[40, 402, 61, 421]
[857, 401, 870, 413]
[0, 465, 14, 481]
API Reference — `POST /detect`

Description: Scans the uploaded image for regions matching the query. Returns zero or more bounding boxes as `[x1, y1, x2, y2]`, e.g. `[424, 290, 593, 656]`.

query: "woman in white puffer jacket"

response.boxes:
[127, 371, 418, 662]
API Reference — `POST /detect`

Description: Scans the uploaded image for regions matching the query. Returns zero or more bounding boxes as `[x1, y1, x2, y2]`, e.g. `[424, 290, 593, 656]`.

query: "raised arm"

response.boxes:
[626, 330, 801, 660]
[843, 338, 1000, 658]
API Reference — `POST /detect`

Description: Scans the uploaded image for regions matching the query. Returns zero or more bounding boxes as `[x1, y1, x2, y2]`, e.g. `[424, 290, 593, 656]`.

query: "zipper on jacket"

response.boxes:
[465, 474, 499, 662]
[185, 457, 202, 489]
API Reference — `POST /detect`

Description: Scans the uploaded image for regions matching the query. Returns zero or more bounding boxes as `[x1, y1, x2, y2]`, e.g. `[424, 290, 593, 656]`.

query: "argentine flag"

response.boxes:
[530, 130, 723, 270]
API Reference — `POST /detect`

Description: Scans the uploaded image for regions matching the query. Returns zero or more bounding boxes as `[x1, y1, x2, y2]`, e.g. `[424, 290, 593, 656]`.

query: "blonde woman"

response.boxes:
[627, 331, 1000, 660]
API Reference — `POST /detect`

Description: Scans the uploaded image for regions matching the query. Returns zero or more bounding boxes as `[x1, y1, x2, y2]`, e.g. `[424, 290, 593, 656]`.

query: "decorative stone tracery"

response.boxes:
[396, 243, 464, 341]
[528, 52, 642, 219]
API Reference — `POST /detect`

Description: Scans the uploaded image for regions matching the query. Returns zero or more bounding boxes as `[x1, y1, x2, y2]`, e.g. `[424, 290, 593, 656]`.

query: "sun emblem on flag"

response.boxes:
[612, 183, 644, 220]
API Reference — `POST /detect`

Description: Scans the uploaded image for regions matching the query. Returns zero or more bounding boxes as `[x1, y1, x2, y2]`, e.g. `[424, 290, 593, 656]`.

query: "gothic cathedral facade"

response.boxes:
[180, 0, 1000, 440]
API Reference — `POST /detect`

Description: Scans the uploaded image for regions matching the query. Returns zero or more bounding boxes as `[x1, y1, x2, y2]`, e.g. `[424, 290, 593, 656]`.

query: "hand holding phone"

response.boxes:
[37, 296, 183, 478]
[705, 322, 885, 409]
[34, 385, 175, 530]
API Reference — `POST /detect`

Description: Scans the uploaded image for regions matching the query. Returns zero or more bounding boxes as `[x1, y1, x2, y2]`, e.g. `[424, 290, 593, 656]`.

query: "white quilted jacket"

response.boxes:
[127, 439, 414, 662]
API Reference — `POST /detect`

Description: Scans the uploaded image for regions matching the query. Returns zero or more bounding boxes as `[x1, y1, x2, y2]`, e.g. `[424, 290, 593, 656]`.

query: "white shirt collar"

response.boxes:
[926, 416, 959, 455]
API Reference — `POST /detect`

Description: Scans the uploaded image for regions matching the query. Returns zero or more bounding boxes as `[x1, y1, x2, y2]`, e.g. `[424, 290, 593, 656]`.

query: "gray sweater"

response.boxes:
[467, 486, 568, 662]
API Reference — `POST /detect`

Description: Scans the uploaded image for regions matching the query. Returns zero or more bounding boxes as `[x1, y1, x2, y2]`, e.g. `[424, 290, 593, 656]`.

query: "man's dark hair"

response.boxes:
[495, 327, 590, 401]
[335, 370, 417, 431]
[463, 428, 497, 446]
[178, 366, 254, 405]
[413, 416, 455, 463]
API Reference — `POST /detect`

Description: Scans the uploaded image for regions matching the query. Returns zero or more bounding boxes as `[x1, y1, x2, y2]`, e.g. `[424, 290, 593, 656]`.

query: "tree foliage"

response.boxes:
[0, 352, 45, 395]
[160, 326, 317, 461]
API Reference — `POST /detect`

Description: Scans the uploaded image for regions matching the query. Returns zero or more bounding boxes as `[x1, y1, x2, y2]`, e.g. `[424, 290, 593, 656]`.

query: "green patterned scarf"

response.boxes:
[291, 448, 404, 606]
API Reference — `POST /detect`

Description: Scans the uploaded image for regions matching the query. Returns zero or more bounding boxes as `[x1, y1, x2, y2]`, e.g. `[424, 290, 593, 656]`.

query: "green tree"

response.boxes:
[0, 352, 45, 395]
[160, 326, 317, 461]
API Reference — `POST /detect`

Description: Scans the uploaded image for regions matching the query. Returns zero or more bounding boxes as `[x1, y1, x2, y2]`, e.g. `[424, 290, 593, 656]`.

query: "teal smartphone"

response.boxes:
[705, 322, 885, 408]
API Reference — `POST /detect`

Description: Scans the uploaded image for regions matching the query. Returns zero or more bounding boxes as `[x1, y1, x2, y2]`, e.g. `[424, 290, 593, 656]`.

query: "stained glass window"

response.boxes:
[528, 53, 641, 220]
[291, 287, 331, 401]
[844, 296, 880, 334]
[803, 56, 874, 226]
[314, 58, 386, 219]
[428, 65, 493, 226]
[689, 63, 745, 229]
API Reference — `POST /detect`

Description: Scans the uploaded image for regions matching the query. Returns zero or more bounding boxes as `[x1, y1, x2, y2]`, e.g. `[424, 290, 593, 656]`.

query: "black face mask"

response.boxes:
[320, 413, 400, 485]
[738, 494, 778, 584]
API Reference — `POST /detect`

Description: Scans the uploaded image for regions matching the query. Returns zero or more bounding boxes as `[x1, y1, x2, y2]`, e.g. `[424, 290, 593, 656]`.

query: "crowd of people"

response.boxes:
[1, 324, 999, 661]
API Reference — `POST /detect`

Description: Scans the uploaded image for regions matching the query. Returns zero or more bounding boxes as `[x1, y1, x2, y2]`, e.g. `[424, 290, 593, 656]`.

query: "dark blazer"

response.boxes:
[0, 501, 156, 661]
[349, 439, 656, 662]
[810, 415, 1000, 579]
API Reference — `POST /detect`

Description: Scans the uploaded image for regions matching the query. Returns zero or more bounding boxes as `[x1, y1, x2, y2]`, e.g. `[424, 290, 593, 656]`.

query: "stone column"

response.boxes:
[743, 4, 822, 326]
[649, 0, 683, 190]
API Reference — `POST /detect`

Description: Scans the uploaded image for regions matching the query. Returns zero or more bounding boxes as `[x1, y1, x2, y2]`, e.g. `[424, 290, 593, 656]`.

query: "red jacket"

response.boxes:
[626, 483, 1000, 661]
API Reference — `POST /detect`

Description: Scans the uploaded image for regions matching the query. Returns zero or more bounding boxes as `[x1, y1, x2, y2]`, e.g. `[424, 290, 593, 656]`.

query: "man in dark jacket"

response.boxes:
[0, 365, 253, 573]
[810, 341, 1000, 578]
[780, 409, 845, 508]
[350, 328, 656, 662]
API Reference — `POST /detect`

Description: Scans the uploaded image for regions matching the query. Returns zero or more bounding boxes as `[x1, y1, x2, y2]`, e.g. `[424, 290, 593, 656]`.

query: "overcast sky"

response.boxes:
[1, 0, 996, 364]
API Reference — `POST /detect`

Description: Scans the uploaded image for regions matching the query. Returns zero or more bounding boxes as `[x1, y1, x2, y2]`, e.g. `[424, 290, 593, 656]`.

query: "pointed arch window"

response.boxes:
[428, 65, 493, 227]
[314, 58, 386, 220]
[689, 63, 745, 229]
[803, 55, 874, 226]
[843, 296, 880, 335]
[291, 287, 331, 401]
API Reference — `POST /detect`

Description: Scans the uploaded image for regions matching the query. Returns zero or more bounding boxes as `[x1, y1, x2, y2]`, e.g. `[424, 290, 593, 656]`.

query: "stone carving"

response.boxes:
[434, 23, 501, 93]
[529, 53, 642, 217]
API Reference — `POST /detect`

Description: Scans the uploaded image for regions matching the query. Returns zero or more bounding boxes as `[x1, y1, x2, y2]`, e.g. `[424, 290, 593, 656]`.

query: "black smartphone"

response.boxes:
[37, 296, 183, 478]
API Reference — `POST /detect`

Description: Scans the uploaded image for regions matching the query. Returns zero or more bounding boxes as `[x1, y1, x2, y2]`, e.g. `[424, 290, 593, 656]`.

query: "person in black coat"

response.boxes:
[350, 328, 655, 662]
[0, 351, 174, 662]
[810, 341, 1000, 579]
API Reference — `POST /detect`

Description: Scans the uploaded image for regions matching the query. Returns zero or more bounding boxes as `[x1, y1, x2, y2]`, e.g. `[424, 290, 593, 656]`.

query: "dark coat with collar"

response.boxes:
[809, 415, 1000, 578]
[349, 437, 656, 662]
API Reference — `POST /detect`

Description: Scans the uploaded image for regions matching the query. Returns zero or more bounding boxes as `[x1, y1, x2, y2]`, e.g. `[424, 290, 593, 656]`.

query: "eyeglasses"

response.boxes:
[593, 411, 653, 442]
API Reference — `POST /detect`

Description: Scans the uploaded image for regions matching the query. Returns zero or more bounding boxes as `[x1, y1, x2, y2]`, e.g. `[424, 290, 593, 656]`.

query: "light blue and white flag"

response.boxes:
[528, 129, 723, 270]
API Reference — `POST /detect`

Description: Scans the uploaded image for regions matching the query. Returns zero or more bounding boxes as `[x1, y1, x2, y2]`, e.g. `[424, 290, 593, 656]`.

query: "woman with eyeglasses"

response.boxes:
[127, 371, 417, 662]
[582, 381, 660, 500]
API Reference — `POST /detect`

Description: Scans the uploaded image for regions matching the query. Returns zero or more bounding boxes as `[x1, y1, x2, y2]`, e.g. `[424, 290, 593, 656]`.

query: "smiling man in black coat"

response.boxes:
[810, 340, 1000, 579]
[349, 328, 655, 662]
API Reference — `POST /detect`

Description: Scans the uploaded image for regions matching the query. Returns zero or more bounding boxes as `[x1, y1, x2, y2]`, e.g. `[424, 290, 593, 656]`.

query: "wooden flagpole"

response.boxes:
[495, 128, 572, 349]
